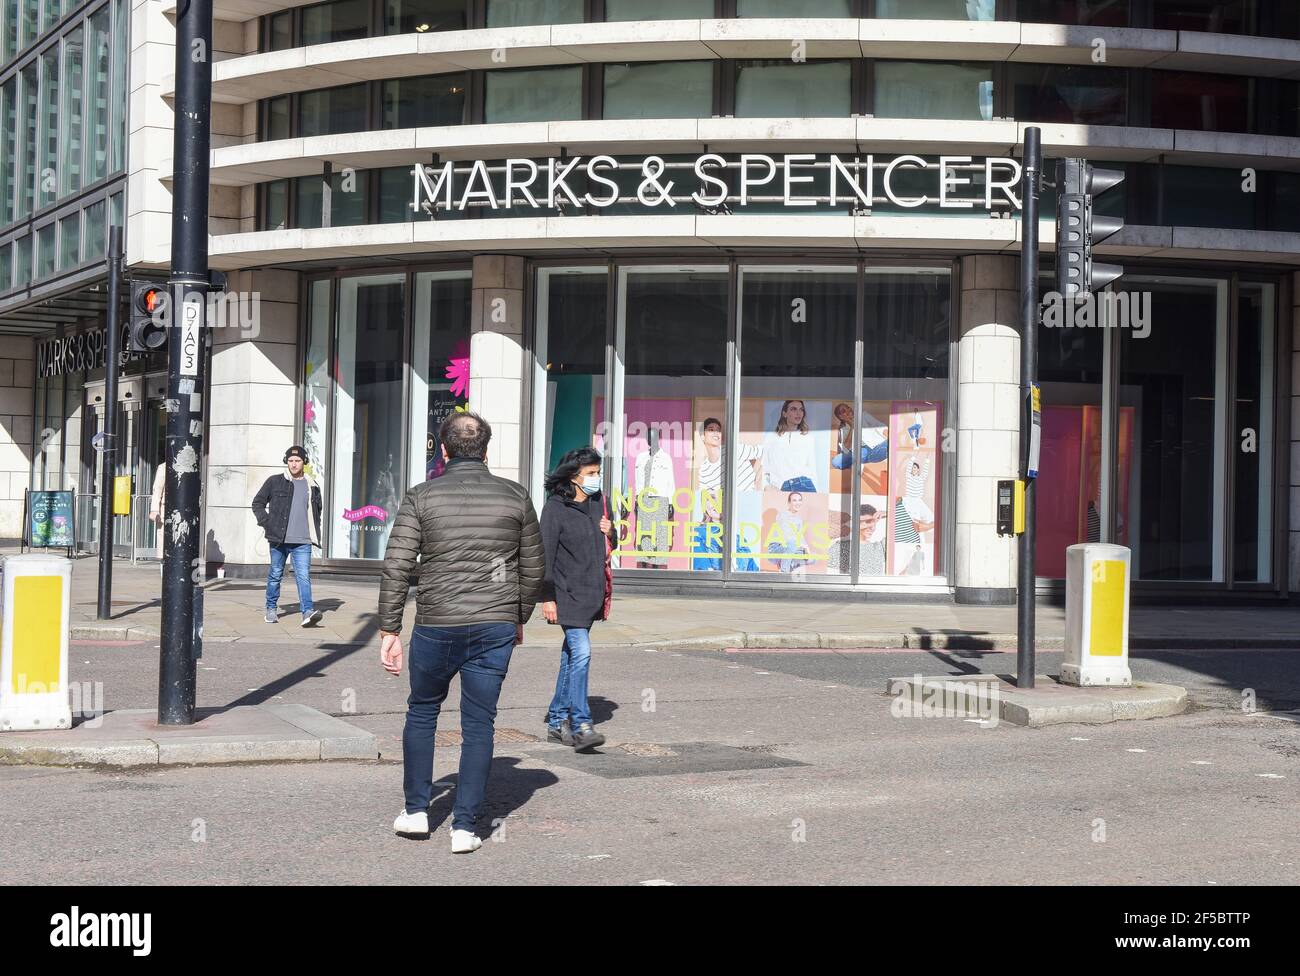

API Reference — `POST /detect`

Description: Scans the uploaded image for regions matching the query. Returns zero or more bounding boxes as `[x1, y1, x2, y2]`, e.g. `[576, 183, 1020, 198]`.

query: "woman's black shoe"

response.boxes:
[546, 720, 574, 745]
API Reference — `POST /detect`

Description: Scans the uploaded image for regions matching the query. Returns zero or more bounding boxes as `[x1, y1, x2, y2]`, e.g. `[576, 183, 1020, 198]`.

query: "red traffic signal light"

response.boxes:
[136, 285, 165, 316]
[129, 281, 169, 352]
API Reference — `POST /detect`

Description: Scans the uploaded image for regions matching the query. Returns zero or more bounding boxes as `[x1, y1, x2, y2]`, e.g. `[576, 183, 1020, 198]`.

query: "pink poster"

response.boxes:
[1037, 405, 1088, 580]
[597, 397, 696, 571]
[1036, 404, 1135, 577]
[887, 401, 941, 576]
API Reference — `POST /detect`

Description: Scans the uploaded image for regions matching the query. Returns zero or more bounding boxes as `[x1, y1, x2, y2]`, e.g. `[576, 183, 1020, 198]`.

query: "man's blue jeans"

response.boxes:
[546, 626, 593, 730]
[403, 622, 516, 833]
[266, 542, 313, 612]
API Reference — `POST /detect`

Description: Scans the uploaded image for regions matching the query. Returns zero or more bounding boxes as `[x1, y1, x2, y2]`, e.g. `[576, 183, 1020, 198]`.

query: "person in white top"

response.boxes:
[634, 429, 676, 500]
[149, 463, 167, 577]
[900, 453, 934, 527]
[697, 417, 763, 513]
[830, 402, 889, 469]
[763, 399, 818, 493]
[149, 463, 166, 527]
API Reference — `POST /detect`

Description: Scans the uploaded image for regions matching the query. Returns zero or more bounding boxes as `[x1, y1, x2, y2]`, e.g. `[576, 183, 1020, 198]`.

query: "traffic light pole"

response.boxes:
[1017, 127, 1042, 689]
[95, 227, 124, 621]
[159, 0, 213, 725]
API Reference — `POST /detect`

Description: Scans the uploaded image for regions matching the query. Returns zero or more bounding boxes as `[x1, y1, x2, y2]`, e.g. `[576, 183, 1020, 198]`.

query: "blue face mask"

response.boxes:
[579, 475, 602, 496]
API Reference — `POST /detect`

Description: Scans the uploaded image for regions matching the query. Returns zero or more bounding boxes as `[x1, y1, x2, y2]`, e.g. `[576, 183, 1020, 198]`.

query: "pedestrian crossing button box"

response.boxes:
[996, 480, 1015, 536]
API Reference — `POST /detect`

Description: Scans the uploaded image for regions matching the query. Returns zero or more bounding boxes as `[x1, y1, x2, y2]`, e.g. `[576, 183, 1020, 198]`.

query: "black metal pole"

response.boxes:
[96, 227, 124, 620]
[159, 0, 213, 725]
[1017, 128, 1042, 689]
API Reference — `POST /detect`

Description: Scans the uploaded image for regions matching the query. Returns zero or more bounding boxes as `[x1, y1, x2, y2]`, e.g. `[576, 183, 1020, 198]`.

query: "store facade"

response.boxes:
[191, 0, 1300, 601]
[287, 244, 1289, 602]
[4, 0, 1298, 603]
[28, 323, 168, 555]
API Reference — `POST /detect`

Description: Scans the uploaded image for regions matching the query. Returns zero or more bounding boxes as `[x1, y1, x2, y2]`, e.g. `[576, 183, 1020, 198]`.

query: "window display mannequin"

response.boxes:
[633, 427, 675, 568]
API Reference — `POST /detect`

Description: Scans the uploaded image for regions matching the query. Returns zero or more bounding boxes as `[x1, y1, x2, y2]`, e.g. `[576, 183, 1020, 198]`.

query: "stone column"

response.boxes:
[469, 255, 526, 483]
[203, 269, 300, 574]
[954, 255, 1021, 605]
[126, 0, 177, 270]
[0, 336, 34, 538]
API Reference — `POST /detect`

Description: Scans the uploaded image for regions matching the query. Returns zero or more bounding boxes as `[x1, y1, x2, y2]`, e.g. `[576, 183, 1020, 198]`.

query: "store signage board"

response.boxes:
[413, 153, 1024, 215]
[26, 490, 75, 550]
[36, 325, 144, 379]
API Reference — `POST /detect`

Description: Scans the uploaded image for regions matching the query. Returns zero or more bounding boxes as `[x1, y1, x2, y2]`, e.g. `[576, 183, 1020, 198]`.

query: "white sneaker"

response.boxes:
[393, 809, 429, 837]
[450, 828, 482, 854]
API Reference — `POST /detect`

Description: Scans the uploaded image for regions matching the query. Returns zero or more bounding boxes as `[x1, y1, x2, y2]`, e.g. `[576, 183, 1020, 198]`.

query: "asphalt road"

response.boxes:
[1, 637, 1296, 885]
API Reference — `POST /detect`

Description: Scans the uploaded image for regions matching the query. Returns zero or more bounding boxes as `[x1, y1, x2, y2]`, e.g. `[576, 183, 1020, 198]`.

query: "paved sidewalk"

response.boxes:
[13, 550, 1300, 650]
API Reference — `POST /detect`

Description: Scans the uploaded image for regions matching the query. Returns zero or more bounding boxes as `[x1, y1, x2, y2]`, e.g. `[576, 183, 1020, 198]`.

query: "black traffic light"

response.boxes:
[1055, 158, 1125, 297]
[129, 281, 168, 353]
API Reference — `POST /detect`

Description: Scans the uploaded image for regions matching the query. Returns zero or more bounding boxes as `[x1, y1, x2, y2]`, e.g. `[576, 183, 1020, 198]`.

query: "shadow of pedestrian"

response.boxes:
[425, 757, 561, 837]
[910, 627, 997, 654]
[108, 598, 162, 620]
[205, 530, 226, 579]
[588, 695, 619, 725]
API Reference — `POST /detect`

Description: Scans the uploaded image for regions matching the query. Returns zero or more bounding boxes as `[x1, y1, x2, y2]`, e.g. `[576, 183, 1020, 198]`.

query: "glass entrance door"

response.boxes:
[109, 403, 138, 554]
[732, 267, 857, 580]
[136, 396, 166, 558]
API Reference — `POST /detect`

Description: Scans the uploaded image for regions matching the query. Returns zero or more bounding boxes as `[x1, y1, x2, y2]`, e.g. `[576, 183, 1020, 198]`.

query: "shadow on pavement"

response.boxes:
[424, 758, 561, 836]
[108, 598, 162, 620]
[910, 627, 998, 653]
[223, 617, 381, 708]
[1136, 649, 1300, 710]
[589, 696, 619, 725]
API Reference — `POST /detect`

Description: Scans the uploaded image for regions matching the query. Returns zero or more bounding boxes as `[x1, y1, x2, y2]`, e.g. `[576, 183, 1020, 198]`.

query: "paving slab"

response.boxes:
[885, 673, 1188, 728]
[0, 705, 379, 767]
[262, 702, 382, 760]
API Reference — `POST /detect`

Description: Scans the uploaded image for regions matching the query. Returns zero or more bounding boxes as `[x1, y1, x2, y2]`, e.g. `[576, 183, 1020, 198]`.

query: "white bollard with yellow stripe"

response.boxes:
[0, 554, 73, 731]
[1062, 543, 1132, 687]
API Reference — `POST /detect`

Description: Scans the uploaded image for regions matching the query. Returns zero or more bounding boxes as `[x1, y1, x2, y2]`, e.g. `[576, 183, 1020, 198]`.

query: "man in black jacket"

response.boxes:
[378, 411, 544, 853]
[251, 446, 323, 627]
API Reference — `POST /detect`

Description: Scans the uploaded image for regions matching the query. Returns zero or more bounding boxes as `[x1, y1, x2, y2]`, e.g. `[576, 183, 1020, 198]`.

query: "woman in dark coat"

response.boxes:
[540, 446, 615, 751]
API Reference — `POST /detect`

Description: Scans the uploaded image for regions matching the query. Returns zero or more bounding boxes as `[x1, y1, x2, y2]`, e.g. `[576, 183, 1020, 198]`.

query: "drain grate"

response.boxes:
[619, 742, 679, 758]
[433, 728, 539, 746]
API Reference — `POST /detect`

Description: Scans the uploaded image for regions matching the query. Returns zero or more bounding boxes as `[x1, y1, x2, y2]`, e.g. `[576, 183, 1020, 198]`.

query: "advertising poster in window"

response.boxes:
[829, 399, 891, 496]
[689, 397, 730, 572]
[888, 402, 941, 576]
[599, 395, 949, 578]
[424, 338, 470, 481]
[302, 355, 329, 482]
[603, 397, 695, 571]
[732, 398, 837, 575]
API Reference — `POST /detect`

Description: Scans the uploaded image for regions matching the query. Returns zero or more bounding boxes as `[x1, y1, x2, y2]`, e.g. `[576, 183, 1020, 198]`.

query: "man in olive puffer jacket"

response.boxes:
[379, 411, 544, 853]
